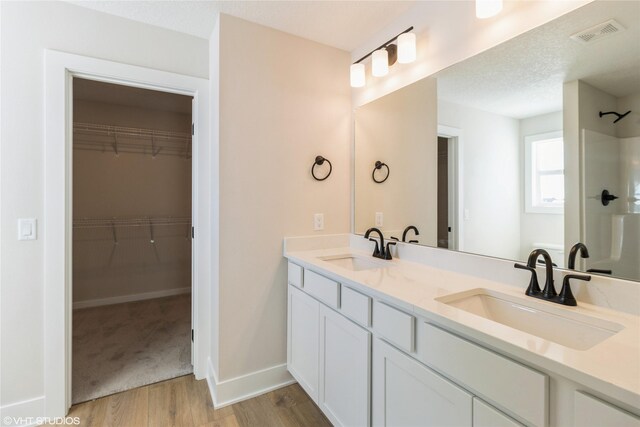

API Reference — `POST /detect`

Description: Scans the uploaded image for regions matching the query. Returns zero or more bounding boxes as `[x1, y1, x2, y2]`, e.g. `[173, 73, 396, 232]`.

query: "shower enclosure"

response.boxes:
[581, 129, 640, 281]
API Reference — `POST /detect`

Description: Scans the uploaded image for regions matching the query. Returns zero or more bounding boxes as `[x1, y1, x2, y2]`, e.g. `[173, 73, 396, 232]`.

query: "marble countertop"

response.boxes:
[284, 244, 640, 409]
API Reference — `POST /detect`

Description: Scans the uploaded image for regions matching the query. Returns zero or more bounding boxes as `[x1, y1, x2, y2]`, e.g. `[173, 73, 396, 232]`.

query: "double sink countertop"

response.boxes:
[284, 244, 640, 410]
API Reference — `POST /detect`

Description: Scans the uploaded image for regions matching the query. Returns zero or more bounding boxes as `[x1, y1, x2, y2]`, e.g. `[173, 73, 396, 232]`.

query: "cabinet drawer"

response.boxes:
[304, 270, 340, 308]
[373, 301, 415, 353]
[420, 323, 548, 427]
[340, 286, 371, 327]
[288, 262, 303, 288]
[474, 398, 523, 427]
[574, 391, 640, 427]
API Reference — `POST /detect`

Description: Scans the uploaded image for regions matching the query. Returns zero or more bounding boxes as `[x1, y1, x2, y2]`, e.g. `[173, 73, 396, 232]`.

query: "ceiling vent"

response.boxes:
[570, 19, 625, 44]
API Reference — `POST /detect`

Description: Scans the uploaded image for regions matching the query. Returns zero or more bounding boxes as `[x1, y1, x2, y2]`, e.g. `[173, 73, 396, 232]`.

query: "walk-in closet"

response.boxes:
[72, 78, 193, 403]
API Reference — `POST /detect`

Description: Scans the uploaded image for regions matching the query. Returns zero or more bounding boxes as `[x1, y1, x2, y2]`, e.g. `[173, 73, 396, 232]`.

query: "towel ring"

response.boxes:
[312, 156, 332, 181]
[372, 161, 389, 183]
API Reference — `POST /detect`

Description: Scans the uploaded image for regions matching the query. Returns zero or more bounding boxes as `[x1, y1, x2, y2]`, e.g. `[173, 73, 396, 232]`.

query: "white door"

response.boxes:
[191, 98, 195, 366]
[372, 338, 472, 427]
[319, 304, 371, 427]
[287, 285, 320, 402]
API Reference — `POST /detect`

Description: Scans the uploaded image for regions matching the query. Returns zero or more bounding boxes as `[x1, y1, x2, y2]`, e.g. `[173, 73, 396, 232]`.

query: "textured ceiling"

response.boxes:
[67, 0, 414, 51]
[436, 0, 640, 119]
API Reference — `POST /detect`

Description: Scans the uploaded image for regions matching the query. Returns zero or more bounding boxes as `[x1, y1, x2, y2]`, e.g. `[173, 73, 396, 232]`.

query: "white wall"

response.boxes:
[617, 92, 640, 139]
[354, 78, 438, 245]
[438, 100, 521, 260]
[351, 0, 591, 107]
[563, 80, 616, 257]
[213, 14, 351, 385]
[519, 111, 564, 262]
[0, 0, 208, 414]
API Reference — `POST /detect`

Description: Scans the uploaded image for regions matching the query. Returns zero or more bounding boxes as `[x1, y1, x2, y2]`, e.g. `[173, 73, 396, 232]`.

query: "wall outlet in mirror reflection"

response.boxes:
[375, 212, 383, 227]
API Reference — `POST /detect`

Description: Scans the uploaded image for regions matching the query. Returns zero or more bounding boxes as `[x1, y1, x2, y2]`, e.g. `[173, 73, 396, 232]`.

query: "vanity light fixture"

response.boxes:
[350, 63, 365, 87]
[350, 27, 415, 87]
[476, 0, 503, 18]
[372, 48, 389, 77]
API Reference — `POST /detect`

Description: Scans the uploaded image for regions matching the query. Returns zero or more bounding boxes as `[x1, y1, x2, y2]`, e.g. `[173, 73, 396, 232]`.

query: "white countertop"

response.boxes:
[285, 244, 640, 410]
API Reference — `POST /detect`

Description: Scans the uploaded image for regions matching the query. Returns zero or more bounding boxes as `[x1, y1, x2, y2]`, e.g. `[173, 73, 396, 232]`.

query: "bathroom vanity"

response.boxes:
[284, 235, 640, 427]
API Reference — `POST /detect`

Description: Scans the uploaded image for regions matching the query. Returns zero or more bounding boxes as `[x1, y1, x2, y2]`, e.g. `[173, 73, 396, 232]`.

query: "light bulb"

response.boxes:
[476, 0, 502, 18]
[397, 32, 416, 64]
[372, 48, 389, 77]
[350, 63, 365, 88]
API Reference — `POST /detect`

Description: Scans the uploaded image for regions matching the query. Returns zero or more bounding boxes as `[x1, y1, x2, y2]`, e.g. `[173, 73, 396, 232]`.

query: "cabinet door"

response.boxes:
[372, 338, 472, 427]
[319, 304, 371, 427]
[473, 398, 523, 427]
[287, 285, 320, 402]
[574, 391, 640, 427]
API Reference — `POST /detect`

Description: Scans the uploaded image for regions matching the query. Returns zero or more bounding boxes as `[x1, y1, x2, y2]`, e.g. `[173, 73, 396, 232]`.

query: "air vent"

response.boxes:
[570, 19, 625, 44]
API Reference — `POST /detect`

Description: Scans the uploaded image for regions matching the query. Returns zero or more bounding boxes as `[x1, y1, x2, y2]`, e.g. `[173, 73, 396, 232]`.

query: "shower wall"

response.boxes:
[582, 132, 640, 281]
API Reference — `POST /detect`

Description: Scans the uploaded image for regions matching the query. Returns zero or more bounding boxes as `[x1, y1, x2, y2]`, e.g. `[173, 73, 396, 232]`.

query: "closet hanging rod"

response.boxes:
[73, 122, 191, 140]
[73, 216, 191, 229]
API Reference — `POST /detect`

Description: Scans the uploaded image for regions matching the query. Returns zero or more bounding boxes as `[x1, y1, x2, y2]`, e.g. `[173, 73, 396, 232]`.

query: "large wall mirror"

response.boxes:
[354, 0, 640, 282]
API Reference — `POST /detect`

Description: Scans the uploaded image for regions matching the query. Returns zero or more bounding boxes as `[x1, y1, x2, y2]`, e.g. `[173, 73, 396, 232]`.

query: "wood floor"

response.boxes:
[66, 375, 332, 427]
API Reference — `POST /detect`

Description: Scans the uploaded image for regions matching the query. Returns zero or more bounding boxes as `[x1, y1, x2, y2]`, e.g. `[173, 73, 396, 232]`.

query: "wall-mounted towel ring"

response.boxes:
[372, 161, 390, 183]
[312, 155, 332, 181]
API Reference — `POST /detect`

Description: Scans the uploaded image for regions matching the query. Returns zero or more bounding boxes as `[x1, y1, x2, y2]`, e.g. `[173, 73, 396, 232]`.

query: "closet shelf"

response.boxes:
[73, 122, 191, 159]
[73, 216, 191, 229]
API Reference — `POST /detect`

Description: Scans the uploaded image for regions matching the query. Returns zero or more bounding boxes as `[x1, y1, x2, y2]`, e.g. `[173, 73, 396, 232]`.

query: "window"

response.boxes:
[525, 131, 564, 214]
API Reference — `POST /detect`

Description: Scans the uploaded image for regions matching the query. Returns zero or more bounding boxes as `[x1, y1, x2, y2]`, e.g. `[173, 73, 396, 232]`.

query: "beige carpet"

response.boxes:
[72, 294, 192, 404]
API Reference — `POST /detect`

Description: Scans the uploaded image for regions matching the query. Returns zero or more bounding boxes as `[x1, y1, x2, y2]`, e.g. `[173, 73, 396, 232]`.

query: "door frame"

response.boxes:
[44, 50, 211, 416]
[437, 125, 463, 251]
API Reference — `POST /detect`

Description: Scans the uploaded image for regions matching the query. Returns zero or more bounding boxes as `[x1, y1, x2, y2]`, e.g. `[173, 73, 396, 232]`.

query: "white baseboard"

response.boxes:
[207, 358, 295, 408]
[0, 396, 45, 426]
[73, 287, 191, 309]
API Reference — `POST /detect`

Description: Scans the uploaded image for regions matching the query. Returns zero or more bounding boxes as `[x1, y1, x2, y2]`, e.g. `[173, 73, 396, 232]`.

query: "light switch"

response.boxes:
[18, 218, 37, 241]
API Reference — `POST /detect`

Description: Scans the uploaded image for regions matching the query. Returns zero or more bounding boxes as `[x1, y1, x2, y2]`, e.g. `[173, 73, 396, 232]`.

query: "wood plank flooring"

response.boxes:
[65, 375, 332, 427]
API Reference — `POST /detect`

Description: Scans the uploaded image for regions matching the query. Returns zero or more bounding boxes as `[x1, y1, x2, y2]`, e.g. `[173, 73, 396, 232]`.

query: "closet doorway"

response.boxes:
[71, 78, 194, 403]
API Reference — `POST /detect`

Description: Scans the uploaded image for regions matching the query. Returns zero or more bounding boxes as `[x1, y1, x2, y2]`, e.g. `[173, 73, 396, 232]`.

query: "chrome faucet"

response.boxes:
[364, 228, 395, 260]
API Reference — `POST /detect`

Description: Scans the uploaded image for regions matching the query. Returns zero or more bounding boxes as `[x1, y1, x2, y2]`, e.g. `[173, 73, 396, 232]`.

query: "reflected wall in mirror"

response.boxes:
[353, 0, 640, 281]
[354, 78, 437, 245]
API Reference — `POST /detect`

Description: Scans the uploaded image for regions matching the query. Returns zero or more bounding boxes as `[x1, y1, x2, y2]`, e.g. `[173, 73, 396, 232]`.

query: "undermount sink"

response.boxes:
[320, 255, 386, 271]
[437, 289, 624, 351]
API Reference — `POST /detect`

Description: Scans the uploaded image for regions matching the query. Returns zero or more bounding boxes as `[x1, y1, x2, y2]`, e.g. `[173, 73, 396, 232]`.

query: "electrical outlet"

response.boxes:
[464, 209, 470, 221]
[375, 212, 383, 227]
[314, 213, 324, 231]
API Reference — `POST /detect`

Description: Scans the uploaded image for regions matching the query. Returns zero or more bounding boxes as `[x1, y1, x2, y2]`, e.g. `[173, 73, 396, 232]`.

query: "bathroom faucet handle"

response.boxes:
[558, 274, 591, 306]
[384, 241, 397, 260]
[390, 236, 399, 241]
[514, 263, 541, 296]
[368, 238, 381, 256]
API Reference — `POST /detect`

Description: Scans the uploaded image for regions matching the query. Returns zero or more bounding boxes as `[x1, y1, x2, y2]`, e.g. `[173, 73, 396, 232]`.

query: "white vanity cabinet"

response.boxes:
[287, 263, 371, 427]
[372, 338, 473, 427]
[319, 304, 371, 427]
[285, 259, 638, 427]
[574, 391, 640, 427]
[473, 398, 523, 427]
[287, 284, 320, 401]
